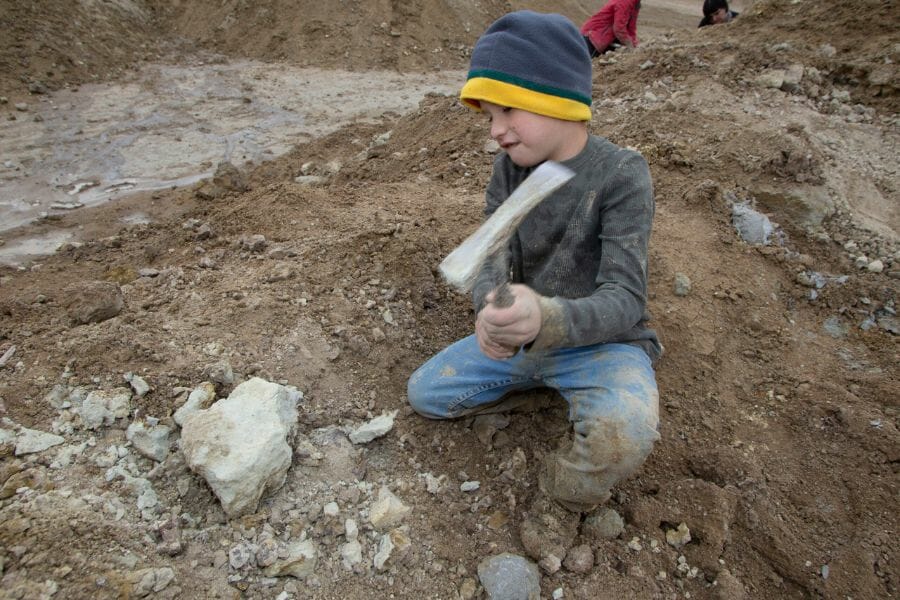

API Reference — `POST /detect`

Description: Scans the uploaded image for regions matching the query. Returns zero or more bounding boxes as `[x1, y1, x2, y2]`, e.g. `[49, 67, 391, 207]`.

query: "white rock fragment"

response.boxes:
[374, 529, 410, 572]
[124, 372, 150, 397]
[173, 382, 216, 426]
[345, 518, 359, 539]
[51, 441, 88, 468]
[180, 377, 300, 517]
[0, 427, 14, 447]
[126, 421, 172, 462]
[421, 472, 447, 494]
[867, 259, 884, 273]
[0, 345, 16, 367]
[666, 522, 692, 549]
[264, 539, 317, 579]
[369, 486, 410, 531]
[373, 532, 394, 571]
[79, 388, 132, 429]
[460, 480, 481, 492]
[130, 567, 175, 597]
[15, 427, 65, 455]
[341, 517, 363, 570]
[341, 539, 363, 570]
[349, 410, 397, 444]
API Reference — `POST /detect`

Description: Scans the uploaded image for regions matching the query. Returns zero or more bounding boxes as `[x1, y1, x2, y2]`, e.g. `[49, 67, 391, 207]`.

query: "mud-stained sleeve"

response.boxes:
[530, 296, 567, 349]
[532, 151, 654, 349]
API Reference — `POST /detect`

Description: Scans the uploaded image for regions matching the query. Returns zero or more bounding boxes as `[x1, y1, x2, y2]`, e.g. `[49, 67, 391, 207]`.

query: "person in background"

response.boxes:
[580, 0, 641, 57]
[698, 0, 739, 27]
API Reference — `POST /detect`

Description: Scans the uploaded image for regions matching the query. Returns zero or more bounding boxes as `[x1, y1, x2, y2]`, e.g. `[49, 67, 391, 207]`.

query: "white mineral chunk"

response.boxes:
[173, 382, 216, 426]
[180, 377, 299, 517]
[341, 540, 363, 569]
[124, 372, 151, 397]
[460, 480, 481, 492]
[373, 532, 394, 571]
[130, 567, 175, 597]
[369, 486, 410, 531]
[126, 421, 172, 462]
[79, 388, 132, 429]
[15, 427, 65, 455]
[264, 539, 317, 579]
[349, 410, 397, 444]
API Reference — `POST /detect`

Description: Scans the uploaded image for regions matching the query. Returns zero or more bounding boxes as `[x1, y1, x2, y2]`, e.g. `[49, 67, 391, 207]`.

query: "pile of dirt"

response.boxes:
[0, 0, 168, 101]
[0, 0, 898, 599]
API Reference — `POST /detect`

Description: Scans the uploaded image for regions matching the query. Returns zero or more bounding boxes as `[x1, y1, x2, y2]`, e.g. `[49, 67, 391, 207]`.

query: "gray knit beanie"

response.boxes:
[460, 11, 593, 121]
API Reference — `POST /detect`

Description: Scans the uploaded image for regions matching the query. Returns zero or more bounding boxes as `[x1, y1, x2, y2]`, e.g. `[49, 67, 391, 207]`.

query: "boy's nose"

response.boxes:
[490, 119, 507, 140]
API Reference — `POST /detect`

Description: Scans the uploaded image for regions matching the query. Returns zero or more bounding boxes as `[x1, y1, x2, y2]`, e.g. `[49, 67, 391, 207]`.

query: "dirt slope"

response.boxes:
[0, 1, 898, 599]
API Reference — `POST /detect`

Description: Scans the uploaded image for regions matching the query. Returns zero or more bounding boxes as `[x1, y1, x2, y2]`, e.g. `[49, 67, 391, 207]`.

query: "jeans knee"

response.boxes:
[407, 371, 446, 419]
[576, 414, 659, 472]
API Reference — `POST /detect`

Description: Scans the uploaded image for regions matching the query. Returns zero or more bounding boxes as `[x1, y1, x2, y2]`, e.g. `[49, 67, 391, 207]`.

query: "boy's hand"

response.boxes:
[475, 284, 543, 359]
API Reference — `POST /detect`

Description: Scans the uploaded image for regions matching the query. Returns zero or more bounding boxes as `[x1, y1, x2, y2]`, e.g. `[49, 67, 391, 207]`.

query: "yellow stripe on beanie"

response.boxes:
[460, 77, 592, 122]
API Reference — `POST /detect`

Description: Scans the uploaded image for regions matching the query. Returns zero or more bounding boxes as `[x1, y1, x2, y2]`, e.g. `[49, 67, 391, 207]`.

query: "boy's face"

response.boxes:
[711, 8, 731, 23]
[480, 101, 587, 167]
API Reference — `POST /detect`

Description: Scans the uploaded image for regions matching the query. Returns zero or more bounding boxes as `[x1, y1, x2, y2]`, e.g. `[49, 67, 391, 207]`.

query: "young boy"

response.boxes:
[407, 9, 661, 550]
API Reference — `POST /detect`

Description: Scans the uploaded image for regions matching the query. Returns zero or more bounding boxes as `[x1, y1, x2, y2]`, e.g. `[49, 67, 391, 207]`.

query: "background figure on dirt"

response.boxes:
[698, 0, 739, 27]
[580, 0, 642, 57]
[408, 11, 661, 518]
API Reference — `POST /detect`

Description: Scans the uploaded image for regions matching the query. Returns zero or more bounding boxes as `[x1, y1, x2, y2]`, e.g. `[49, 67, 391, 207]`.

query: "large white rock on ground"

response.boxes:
[180, 377, 300, 517]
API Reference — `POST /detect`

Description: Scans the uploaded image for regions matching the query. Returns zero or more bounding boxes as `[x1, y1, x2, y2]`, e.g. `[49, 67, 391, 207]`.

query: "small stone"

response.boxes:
[459, 577, 478, 600]
[478, 553, 541, 600]
[369, 486, 410, 531]
[538, 555, 561, 574]
[228, 542, 253, 571]
[582, 507, 625, 541]
[666, 522, 692, 549]
[674, 273, 691, 296]
[483, 140, 501, 154]
[460, 480, 481, 492]
[173, 382, 216, 426]
[126, 421, 171, 462]
[64, 281, 124, 325]
[562, 544, 593, 574]
[124, 373, 150, 398]
[340, 540, 362, 569]
[130, 567, 175, 597]
[349, 410, 397, 444]
[866, 259, 884, 273]
[15, 427, 65, 455]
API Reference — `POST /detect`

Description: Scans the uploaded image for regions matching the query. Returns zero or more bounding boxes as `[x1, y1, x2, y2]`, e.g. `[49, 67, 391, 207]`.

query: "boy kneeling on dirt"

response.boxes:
[407, 11, 661, 563]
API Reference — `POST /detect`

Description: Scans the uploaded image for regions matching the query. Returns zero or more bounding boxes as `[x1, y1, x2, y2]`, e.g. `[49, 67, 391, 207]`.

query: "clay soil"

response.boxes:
[0, 1, 898, 599]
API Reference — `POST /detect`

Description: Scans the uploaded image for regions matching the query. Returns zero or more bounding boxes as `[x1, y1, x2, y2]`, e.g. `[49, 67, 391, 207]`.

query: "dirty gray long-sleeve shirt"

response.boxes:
[472, 134, 662, 362]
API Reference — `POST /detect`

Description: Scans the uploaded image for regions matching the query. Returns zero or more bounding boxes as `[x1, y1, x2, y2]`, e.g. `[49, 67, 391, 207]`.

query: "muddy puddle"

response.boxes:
[0, 61, 465, 265]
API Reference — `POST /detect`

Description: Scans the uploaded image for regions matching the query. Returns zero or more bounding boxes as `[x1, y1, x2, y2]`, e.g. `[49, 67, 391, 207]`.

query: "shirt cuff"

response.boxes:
[530, 296, 567, 350]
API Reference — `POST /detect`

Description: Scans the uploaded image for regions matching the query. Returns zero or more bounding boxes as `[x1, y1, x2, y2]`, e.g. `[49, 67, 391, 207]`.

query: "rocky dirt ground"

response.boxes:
[0, 0, 897, 599]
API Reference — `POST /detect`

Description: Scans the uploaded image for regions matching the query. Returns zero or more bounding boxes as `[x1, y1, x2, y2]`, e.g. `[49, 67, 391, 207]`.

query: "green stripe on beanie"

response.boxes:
[460, 11, 593, 122]
[467, 68, 592, 106]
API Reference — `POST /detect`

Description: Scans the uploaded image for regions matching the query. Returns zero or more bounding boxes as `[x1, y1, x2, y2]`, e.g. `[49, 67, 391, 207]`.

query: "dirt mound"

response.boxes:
[0, 0, 166, 100]
[148, 0, 508, 71]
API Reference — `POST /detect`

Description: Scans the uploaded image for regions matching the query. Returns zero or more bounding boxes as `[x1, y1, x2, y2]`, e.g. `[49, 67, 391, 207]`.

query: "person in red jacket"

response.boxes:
[580, 0, 641, 57]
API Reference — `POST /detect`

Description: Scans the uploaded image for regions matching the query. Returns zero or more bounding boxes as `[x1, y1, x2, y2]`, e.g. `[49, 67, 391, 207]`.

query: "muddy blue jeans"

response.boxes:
[407, 336, 660, 511]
